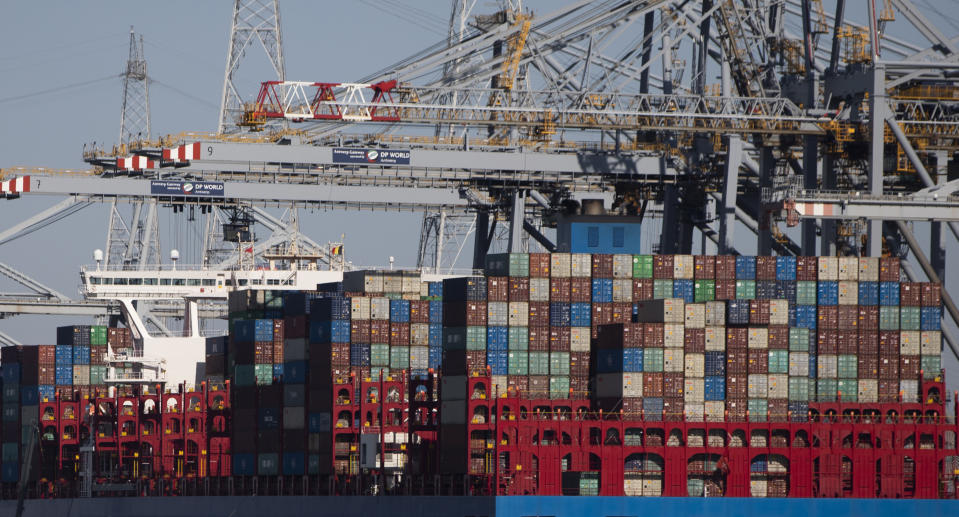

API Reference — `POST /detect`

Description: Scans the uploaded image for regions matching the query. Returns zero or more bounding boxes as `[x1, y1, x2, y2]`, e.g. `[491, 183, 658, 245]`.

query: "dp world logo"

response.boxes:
[181, 182, 194, 194]
[366, 150, 379, 162]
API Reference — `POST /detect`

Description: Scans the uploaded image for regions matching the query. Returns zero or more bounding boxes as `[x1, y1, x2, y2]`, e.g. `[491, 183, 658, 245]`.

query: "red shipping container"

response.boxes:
[370, 320, 390, 343]
[726, 351, 748, 375]
[694, 255, 715, 280]
[612, 302, 632, 324]
[767, 326, 789, 349]
[508, 277, 530, 302]
[921, 283, 941, 307]
[351, 320, 371, 344]
[549, 327, 571, 351]
[570, 277, 591, 303]
[858, 354, 879, 379]
[796, 256, 819, 281]
[644, 323, 665, 347]
[684, 328, 705, 352]
[858, 306, 879, 329]
[409, 300, 430, 323]
[643, 372, 664, 397]
[726, 328, 747, 349]
[632, 279, 653, 301]
[837, 305, 858, 330]
[756, 256, 777, 281]
[900, 355, 920, 378]
[664, 373, 685, 398]
[529, 326, 550, 351]
[818, 305, 838, 329]
[390, 322, 411, 345]
[878, 379, 899, 402]
[817, 330, 838, 354]
[878, 330, 899, 355]
[528, 301, 550, 327]
[747, 349, 768, 374]
[837, 331, 857, 354]
[858, 330, 879, 355]
[653, 255, 674, 279]
[768, 399, 788, 423]
[550, 278, 571, 302]
[715, 256, 737, 280]
[900, 282, 921, 306]
[530, 253, 551, 278]
[591, 254, 613, 278]
[284, 315, 308, 339]
[879, 257, 900, 282]
[715, 279, 736, 300]
[487, 277, 509, 302]
[749, 300, 770, 325]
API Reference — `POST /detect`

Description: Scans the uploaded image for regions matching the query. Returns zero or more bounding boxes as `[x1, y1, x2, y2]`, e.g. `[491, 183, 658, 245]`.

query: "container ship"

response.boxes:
[0, 253, 957, 517]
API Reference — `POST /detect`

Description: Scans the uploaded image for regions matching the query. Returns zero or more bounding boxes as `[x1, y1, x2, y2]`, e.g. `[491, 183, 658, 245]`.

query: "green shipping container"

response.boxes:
[694, 280, 715, 302]
[390, 346, 410, 369]
[747, 399, 767, 422]
[258, 453, 279, 476]
[796, 281, 817, 305]
[879, 306, 900, 330]
[370, 344, 390, 366]
[528, 352, 550, 375]
[788, 377, 809, 402]
[788, 328, 809, 351]
[90, 325, 108, 346]
[508, 327, 528, 350]
[369, 367, 389, 380]
[508, 352, 528, 375]
[509, 253, 530, 277]
[768, 350, 789, 374]
[688, 478, 705, 497]
[466, 326, 487, 351]
[735, 280, 756, 300]
[549, 376, 570, 399]
[653, 279, 673, 299]
[1, 443, 17, 463]
[816, 379, 838, 402]
[89, 365, 106, 385]
[837, 355, 858, 379]
[550, 352, 570, 376]
[900, 307, 921, 331]
[837, 379, 858, 401]
[254, 364, 273, 385]
[633, 255, 653, 278]
[921, 355, 941, 379]
[644, 348, 664, 372]
[579, 472, 600, 495]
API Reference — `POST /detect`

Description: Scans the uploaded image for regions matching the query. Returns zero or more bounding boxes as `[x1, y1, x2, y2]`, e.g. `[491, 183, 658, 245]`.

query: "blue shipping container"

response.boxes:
[643, 398, 664, 421]
[859, 282, 879, 306]
[727, 300, 750, 325]
[921, 307, 942, 331]
[550, 303, 571, 327]
[38, 385, 55, 401]
[233, 453, 256, 476]
[704, 376, 726, 401]
[623, 349, 644, 372]
[735, 256, 756, 279]
[428, 346, 443, 369]
[308, 413, 329, 433]
[756, 280, 777, 300]
[310, 320, 351, 343]
[595, 349, 623, 373]
[673, 279, 694, 303]
[55, 365, 72, 385]
[879, 282, 900, 306]
[258, 408, 280, 429]
[570, 303, 592, 327]
[775, 281, 797, 303]
[20, 387, 38, 406]
[284, 360, 308, 383]
[776, 256, 797, 281]
[254, 319, 274, 341]
[789, 402, 809, 422]
[705, 351, 726, 376]
[310, 298, 350, 321]
[390, 300, 411, 323]
[233, 319, 255, 343]
[817, 281, 839, 306]
[487, 326, 509, 351]
[808, 353, 818, 378]
[1, 463, 18, 483]
[0, 364, 19, 383]
[272, 363, 284, 379]
[350, 345, 371, 367]
[429, 301, 443, 324]
[795, 305, 817, 329]
[487, 350, 509, 375]
[72, 346, 90, 365]
[592, 278, 613, 303]
[428, 281, 443, 298]
[55, 345, 72, 366]
[428, 323, 443, 347]
[283, 452, 306, 475]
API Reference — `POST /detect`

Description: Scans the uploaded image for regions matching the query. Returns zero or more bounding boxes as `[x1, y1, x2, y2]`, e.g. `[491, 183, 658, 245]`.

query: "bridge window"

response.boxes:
[202, 279, 216, 286]
[160, 278, 171, 285]
[267, 279, 280, 285]
[90, 277, 101, 285]
[143, 278, 158, 285]
[128, 278, 142, 285]
[172, 278, 186, 286]
[187, 279, 201, 286]
[238, 279, 248, 286]
[251, 279, 263, 285]
[113, 277, 128, 285]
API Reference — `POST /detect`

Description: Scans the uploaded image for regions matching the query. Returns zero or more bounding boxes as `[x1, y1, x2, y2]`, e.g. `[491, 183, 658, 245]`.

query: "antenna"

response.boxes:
[119, 26, 151, 146]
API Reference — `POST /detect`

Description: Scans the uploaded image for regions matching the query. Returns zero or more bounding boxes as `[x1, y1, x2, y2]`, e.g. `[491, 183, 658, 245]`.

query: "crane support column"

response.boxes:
[719, 135, 742, 254]
[821, 153, 838, 257]
[867, 64, 886, 257]
[472, 211, 490, 270]
[932, 151, 948, 282]
[757, 146, 774, 256]
[508, 190, 525, 253]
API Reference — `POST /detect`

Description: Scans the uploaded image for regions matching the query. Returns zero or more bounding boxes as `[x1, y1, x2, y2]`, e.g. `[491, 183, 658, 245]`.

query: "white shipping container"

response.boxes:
[705, 401, 725, 422]
[684, 403, 705, 422]
[767, 374, 788, 399]
[370, 297, 390, 320]
[351, 297, 371, 320]
[623, 372, 644, 398]
[750, 479, 768, 498]
[409, 346, 429, 369]
[284, 338, 308, 362]
[748, 328, 768, 349]
[383, 274, 403, 293]
[900, 380, 920, 403]
[789, 352, 810, 377]
[664, 324, 685, 347]
[551, 253, 571, 277]
[401, 274, 420, 294]
[858, 379, 878, 403]
[704, 326, 726, 351]
[613, 279, 633, 302]
[818, 355, 838, 378]
[818, 257, 839, 281]
[920, 331, 941, 355]
[900, 331, 921, 355]
[420, 281, 430, 298]
[529, 278, 550, 302]
[838, 257, 860, 281]
[859, 257, 879, 282]
[838, 281, 858, 305]
[570, 253, 592, 277]
[488, 302, 509, 326]
[491, 375, 508, 397]
[685, 353, 705, 377]
[664, 348, 685, 372]
[624, 478, 643, 496]
[685, 304, 706, 329]
[769, 300, 789, 325]
[684, 378, 705, 403]
[664, 299, 685, 323]
[705, 301, 726, 327]
[748, 374, 768, 398]
[613, 254, 633, 278]
[768, 457, 788, 473]
[673, 255, 694, 279]
[570, 327, 591, 351]
[508, 302, 529, 326]
[411, 323, 429, 346]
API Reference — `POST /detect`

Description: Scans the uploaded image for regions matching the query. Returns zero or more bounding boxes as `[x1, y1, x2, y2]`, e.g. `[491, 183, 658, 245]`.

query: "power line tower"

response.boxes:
[218, 0, 286, 133]
[118, 26, 151, 145]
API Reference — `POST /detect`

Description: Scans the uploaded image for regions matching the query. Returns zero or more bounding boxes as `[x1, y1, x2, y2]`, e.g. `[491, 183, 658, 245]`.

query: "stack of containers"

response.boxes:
[442, 276, 488, 380]
[37, 345, 55, 401]
[0, 347, 40, 484]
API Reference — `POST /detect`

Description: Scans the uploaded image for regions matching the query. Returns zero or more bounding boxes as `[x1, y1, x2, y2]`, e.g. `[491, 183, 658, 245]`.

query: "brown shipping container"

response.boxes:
[550, 278, 571, 302]
[796, 257, 819, 281]
[900, 355, 920, 378]
[622, 397, 642, 415]
[254, 342, 273, 364]
[624, 323, 644, 348]
[409, 301, 430, 323]
[530, 253, 551, 278]
[550, 327, 571, 351]
[859, 354, 879, 379]
[749, 300, 770, 325]
[818, 330, 838, 354]
[272, 341, 284, 364]
[664, 373, 685, 398]
[878, 331, 900, 355]
[900, 283, 921, 306]
[570, 352, 590, 377]
[858, 331, 879, 355]
[664, 398, 684, 422]
[529, 302, 550, 327]
[570, 376, 589, 397]
[370, 320, 390, 343]
[837, 306, 858, 330]
[727, 398, 748, 422]
[351, 320, 371, 344]
[726, 351, 748, 375]
[592, 254, 613, 278]
[879, 355, 899, 380]
[767, 326, 789, 350]
[858, 306, 879, 329]
[756, 256, 777, 281]
[715, 256, 736, 280]
[726, 328, 748, 349]
[39, 365, 55, 385]
[273, 320, 285, 342]
[878, 379, 899, 402]
[390, 322, 411, 345]
[684, 328, 705, 353]
[285, 315, 308, 339]
[487, 277, 509, 302]
[768, 399, 788, 423]
[643, 372, 664, 397]
[38, 345, 56, 365]
[632, 279, 653, 301]
[653, 255, 674, 279]
[466, 302, 487, 326]
[879, 257, 900, 282]
[921, 283, 941, 307]
[508, 277, 530, 302]
[592, 303, 613, 326]
[612, 302, 632, 324]
[529, 376, 549, 397]
[818, 305, 838, 329]
[715, 279, 736, 300]
[529, 326, 550, 351]
[645, 324, 665, 347]
[727, 376, 748, 399]
[694, 255, 715, 280]
[570, 277, 591, 303]
[748, 349, 768, 373]
[837, 331, 857, 355]
[508, 375, 529, 393]
[466, 351, 486, 370]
